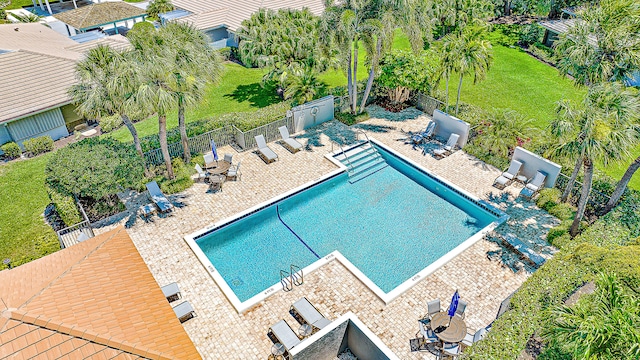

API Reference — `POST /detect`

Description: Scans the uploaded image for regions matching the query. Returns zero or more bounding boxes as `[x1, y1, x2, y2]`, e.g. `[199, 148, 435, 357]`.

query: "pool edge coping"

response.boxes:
[183, 138, 508, 313]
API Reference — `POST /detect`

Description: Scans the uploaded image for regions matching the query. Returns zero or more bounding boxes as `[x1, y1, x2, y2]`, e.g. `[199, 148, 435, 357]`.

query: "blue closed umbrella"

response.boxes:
[447, 290, 460, 326]
[210, 140, 219, 162]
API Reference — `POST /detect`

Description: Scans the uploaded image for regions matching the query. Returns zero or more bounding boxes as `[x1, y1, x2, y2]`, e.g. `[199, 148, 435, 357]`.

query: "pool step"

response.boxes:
[337, 142, 388, 183]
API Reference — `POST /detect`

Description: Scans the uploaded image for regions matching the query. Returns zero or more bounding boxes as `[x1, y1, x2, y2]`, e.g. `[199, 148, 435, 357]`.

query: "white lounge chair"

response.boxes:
[191, 164, 207, 182]
[226, 161, 241, 181]
[291, 297, 332, 330]
[494, 160, 523, 189]
[268, 320, 301, 352]
[173, 301, 196, 323]
[278, 126, 303, 153]
[520, 171, 547, 199]
[255, 134, 278, 163]
[433, 133, 460, 158]
[161, 282, 181, 303]
[462, 327, 488, 347]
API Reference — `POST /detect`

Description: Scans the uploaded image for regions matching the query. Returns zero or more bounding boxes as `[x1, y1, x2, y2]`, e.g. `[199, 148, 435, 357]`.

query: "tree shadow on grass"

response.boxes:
[223, 82, 281, 108]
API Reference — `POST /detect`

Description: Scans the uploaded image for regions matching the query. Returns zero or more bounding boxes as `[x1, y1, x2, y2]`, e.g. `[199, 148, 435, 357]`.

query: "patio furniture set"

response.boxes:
[161, 282, 197, 324]
[416, 296, 489, 359]
[267, 297, 332, 359]
[197, 152, 242, 193]
[493, 159, 548, 199]
[403, 121, 462, 159]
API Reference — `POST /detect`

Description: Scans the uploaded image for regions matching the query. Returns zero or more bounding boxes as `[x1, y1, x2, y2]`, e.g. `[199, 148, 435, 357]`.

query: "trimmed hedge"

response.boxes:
[139, 101, 291, 152]
[47, 186, 82, 227]
[23, 136, 54, 156]
[1, 142, 21, 159]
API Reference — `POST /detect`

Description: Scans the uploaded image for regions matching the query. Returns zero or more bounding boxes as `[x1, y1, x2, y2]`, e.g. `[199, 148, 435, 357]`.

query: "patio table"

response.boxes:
[205, 160, 230, 174]
[431, 312, 467, 343]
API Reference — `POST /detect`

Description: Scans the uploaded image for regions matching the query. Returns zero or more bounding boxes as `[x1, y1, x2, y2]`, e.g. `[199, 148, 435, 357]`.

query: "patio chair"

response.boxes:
[191, 164, 207, 182]
[226, 161, 241, 181]
[161, 282, 181, 303]
[267, 320, 301, 353]
[279, 126, 303, 153]
[417, 319, 439, 345]
[493, 159, 523, 189]
[433, 133, 460, 159]
[419, 298, 441, 327]
[290, 297, 332, 330]
[203, 152, 217, 169]
[462, 327, 488, 347]
[224, 153, 233, 164]
[452, 300, 467, 319]
[410, 121, 437, 144]
[173, 301, 196, 323]
[442, 342, 461, 358]
[520, 171, 547, 199]
[255, 135, 278, 163]
[146, 181, 174, 213]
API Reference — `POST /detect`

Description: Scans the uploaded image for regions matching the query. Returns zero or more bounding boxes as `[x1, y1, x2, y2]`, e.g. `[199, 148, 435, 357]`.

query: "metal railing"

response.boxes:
[412, 92, 446, 116]
[142, 117, 295, 166]
[56, 220, 94, 249]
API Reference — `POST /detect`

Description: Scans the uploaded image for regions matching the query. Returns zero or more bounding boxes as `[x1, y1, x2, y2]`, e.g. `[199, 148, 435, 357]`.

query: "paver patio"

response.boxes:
[97, 111, 557, 359]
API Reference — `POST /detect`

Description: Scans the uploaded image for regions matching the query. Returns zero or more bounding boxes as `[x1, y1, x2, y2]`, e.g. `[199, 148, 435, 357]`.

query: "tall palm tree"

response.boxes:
[69, 45, 150, 175]
[554, 0, 640, 86]
[160, 23, 223, 164]
[551, 83, 639, 237]
[453, 24, 492, 114]
[284, 68, 324, 104]
[436, 33, 461, 109]
[542, 272, 640, 359]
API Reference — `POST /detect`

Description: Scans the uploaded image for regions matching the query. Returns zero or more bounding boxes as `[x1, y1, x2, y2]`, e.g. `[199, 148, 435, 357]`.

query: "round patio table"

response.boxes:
[430, 312, 467, 343]
[206, 161, 231, 175]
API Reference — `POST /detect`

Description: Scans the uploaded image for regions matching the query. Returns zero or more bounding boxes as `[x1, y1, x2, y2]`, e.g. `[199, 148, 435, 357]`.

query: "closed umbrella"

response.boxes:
[447, 290, 460, 327]
[210, 140, 219, 165]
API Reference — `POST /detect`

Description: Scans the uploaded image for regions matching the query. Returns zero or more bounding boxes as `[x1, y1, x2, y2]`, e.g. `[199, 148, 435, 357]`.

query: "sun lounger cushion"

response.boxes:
[526, 171, 547, 192]
[279, 126, 303, 151]
[161, 282, 181, 302]
[495, 175, 510, 186]
[292, 297, 332, 329]
[255, 135, 278, 162]
[270, 320, 301, 350]
[146, 181, 173, 212]
[173, 301, 196, 323]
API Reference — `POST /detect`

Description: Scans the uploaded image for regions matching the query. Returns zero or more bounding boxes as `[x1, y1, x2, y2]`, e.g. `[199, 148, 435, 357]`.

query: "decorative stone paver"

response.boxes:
[98, 112, 556, 359]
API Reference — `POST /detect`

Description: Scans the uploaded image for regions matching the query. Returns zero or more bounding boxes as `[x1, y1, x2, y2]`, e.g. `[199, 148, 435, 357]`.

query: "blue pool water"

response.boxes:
[196, 146, 497, 301]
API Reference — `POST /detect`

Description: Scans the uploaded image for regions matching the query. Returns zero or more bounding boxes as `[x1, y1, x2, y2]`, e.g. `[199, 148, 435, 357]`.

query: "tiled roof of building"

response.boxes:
[172, 0, 325, 32]
[0, 24, 131, 123]
[53, 2, 147, 31]
[0, 226, 201, 359]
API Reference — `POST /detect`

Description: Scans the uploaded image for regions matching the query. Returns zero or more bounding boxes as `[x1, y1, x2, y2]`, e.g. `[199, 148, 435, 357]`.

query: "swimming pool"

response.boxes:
[186, 139, 506, 312]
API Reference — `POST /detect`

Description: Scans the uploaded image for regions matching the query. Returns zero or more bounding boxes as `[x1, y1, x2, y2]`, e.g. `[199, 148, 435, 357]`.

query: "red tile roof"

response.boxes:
[0, 226, 201, 359]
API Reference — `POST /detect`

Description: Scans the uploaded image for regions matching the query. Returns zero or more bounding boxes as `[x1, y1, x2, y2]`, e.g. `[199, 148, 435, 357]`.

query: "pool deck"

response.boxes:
[98, 111, 558, 359]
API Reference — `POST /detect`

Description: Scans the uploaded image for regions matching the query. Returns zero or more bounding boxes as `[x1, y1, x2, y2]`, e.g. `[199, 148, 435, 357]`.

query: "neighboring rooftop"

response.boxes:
[538, 17, 597, 46]
[171, 0, 325, 32]
[0, 226, 201, 359]
[53, 1, 146, 31]
[0, 23, 130, 123]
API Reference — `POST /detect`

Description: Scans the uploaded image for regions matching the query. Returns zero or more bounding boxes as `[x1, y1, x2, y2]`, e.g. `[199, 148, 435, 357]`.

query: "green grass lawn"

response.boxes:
[1, 0, 56, 10]
[447, 45, 587, 128]
[0, 154, 59, 269]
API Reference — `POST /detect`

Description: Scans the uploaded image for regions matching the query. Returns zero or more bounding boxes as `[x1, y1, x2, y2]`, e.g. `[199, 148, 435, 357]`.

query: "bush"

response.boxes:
[548, 203, 575, 221]
[536, 188, 562, 211]
[99, 114, 123, 133]
[23, 136, 54, 156]
[47, 186, 82, 227]
[46, 138, 144, 200]
[519, 24, 544, 47]
[1, 142, 21, 159]
[334, 111, 370, 126]
[139, 101, 291, 152]
[148, 158, 193, 194]
[130, 20, 155, 34]
[0, 9, 6, 20]
[547, 220, 572, 245]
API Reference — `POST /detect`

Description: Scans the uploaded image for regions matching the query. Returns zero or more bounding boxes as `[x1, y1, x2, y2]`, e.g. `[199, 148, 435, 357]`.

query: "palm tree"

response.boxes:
[542, 272, 640, 359]
[284, 68, 324, 105]
[453, 24, 492, 114]
[554, 0, 640, 86]
[146, 0, 174, 18]
[474, 109, 535, 157]
[160, 23, 223, 164]
[69, 45, 150, 175]
[436, 33, 461, 109]
[9, 11, 42, 23]
[551, 83, 639, 237]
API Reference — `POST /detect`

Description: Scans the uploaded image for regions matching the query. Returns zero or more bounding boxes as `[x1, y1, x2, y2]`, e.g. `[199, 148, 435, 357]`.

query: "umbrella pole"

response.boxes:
[447, 316, 452, 327]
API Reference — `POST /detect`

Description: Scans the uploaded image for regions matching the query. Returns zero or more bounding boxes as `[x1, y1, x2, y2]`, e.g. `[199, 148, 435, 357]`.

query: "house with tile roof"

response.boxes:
[0, 23, 129, 151]
[0, 226, 202, 359]
[160, 0, 325, 48]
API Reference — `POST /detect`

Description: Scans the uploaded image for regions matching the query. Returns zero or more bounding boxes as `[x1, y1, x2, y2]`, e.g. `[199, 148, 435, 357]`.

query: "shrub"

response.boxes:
[334, 111, 370, 126]
[99, 114, 123, 133]
[519, 24, 544, 47]
[0, 9, 6, 20]
[1, 142, 21, 159]
[547, 220, 572, 245]
[46, 138, 144, 200]
[536, 188, 561, 211]
[548, 203, 575, 221]
[23, 136, 54, 155]
[47, 186, 82, 226]
[148, 158, 193, 194]
[130, 20, 155, 34]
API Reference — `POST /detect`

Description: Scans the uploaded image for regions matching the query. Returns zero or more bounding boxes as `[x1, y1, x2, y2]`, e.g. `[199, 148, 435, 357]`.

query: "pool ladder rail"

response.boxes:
[280, 264, 304, 292]
[335, 133, 387, 184]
